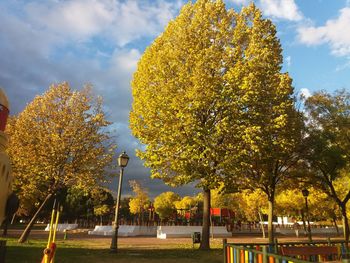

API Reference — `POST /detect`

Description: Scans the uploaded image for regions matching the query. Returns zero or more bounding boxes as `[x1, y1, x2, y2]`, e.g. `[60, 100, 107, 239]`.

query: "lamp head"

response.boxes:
[118, 151, 129, 168]
[302, 189, 309, 197]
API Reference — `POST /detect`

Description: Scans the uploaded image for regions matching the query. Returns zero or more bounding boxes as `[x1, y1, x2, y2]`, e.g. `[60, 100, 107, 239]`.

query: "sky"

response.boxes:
[1, 0, 350, 198]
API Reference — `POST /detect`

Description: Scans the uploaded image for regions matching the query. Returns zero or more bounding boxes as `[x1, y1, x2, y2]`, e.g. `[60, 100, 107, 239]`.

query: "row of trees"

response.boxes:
[125, 181, 347, 229]
[130, 0, 350, 250]
[10, 176, 345, 230]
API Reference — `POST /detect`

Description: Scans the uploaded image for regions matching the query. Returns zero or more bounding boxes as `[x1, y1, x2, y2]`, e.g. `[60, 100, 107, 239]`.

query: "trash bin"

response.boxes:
[192, 232, 201, 244]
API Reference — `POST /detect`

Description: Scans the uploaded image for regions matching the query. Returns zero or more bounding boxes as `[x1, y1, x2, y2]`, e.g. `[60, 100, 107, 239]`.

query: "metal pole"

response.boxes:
[110, 167, 124, 252]
[305, 196, 312, 242]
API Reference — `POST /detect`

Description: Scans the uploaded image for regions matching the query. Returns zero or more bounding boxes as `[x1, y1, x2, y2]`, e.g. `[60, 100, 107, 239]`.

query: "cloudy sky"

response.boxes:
[1, 0, 350, 198]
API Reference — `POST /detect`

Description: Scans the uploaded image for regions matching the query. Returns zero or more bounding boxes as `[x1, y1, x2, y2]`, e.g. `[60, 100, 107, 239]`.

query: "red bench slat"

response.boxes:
[281, 246, 338, 256]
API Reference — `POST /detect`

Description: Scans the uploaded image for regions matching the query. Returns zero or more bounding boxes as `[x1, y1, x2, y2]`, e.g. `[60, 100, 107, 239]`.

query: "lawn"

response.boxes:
[3, 237, 224, 263]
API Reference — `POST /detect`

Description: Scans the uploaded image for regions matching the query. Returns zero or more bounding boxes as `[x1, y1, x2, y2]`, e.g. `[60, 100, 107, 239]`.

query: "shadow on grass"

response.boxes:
[6, 245, 223, 263]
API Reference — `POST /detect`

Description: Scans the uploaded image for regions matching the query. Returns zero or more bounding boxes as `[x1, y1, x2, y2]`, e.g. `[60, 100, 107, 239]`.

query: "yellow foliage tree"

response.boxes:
[7, 82, 116, 243]
[175, 196, 197, 210]
[128, 180, 149, 224]
[130, 0, 238, 249]
[221, 5, 303, 242]
[130, 0, 301, 246]
[304, 90, 350, 242]
[154, 191, 180, 221]
[275, 189, 304, 217]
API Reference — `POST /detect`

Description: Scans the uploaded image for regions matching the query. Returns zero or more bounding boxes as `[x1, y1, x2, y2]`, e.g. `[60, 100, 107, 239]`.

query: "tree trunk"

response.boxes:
[1, 217, 8, 236]
[18, 193, 53, 243]
[199, 188, 210, 250]
[332, 215, 339, 235]
[267, 198, 274, 244]
[301, 209, 307, 236]
[340, 204, 349, 245]
[258, 210, 265, 238]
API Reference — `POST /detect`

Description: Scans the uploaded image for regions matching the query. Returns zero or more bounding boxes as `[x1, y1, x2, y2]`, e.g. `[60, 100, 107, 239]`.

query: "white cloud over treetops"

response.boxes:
[230, 0, 250, 5]
[260, 0, 302, 21]
[230, 0, 303, 21]
[300, 88, 311, 99]
[24, 0, 183, 46]
[298, 7, 350, 56]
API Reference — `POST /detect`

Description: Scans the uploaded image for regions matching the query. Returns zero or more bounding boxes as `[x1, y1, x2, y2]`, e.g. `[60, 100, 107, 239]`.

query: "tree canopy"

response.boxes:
[130, 0, 301, 245]
[128, 180, 150, 224]
[7, 82, 116, 242]
[303, 90, 350, 242]
[154, 191, 180, 220]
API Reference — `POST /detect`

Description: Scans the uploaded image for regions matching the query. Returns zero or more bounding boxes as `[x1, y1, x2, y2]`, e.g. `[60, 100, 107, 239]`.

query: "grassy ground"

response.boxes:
[3, 237, 223, 263]
[1, 228, 341, 263]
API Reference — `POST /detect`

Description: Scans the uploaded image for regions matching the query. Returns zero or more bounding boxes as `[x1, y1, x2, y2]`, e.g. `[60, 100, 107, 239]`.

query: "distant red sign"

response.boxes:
[210, 208, 234, 217]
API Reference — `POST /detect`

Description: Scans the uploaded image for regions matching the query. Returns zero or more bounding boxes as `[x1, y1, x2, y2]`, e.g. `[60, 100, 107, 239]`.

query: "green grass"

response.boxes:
[2, 238, 223, 263]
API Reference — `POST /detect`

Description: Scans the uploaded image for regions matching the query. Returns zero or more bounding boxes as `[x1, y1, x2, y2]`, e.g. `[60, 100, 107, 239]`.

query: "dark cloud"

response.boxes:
[0, 0, 198, 198]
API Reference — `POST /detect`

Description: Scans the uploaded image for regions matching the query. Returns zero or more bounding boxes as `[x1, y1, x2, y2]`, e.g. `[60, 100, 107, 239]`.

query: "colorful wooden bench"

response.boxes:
[281, 246, 339, 262]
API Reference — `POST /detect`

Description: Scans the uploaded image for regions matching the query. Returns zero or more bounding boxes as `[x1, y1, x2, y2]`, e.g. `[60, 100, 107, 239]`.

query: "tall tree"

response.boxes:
[130, 0, 237, 249]
[303, 90, 350, 242]
[221, 5, 303, 243]
[91, 188, 114, 225]
[7, 82, 116, 242]
[130, 0, 300, 246]
[128, 180, 150, 225]
[154, 191, 180, 221]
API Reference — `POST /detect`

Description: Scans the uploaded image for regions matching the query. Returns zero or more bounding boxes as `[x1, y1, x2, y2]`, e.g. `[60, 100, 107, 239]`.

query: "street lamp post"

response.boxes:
[110, 151, 129, 252]
[302, 189, 312, 242]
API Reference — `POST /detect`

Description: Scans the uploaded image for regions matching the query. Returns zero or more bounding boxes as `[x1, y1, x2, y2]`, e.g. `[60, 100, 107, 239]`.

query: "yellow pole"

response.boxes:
[45, 201, 56, 263]
[50, 206, 61, 263]
[47, 206, 56, 247]
[52, 209, 60, 243]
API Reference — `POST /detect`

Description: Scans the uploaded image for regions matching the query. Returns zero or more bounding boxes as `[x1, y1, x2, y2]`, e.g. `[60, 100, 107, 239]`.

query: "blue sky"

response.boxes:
[1, 0, 349, 197]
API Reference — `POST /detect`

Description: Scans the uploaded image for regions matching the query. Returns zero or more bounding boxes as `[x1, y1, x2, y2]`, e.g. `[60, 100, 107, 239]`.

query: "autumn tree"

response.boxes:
[303, 90, 350, 242]
[6, 83, 116, 242]
[220, 4, 303, 243]
[128, 180, 150, 224]
[175, 196, 197, 211]
[91, 188, 114, 226]
[239, 190, 268, 237]
[154, 192, 180, 221]
[130, 0, 301, 247]
[130, 0, 230, 249]
[64, 187, 92, 222]
[307, 189, 340, 234]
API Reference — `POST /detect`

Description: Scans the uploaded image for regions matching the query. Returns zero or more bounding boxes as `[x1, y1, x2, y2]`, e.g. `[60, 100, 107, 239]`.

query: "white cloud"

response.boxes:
[26, 0, 115, 41]
[300, 88, 311, 99]
[285, 56, 291, 67]
[260, 0, 303, 21]
[230, 0, 250, 5]
[24, 0, 182, 46]
[111, 49, 141, 74]
[297, 7, 350, 56]
[335, 60, 350, 71]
